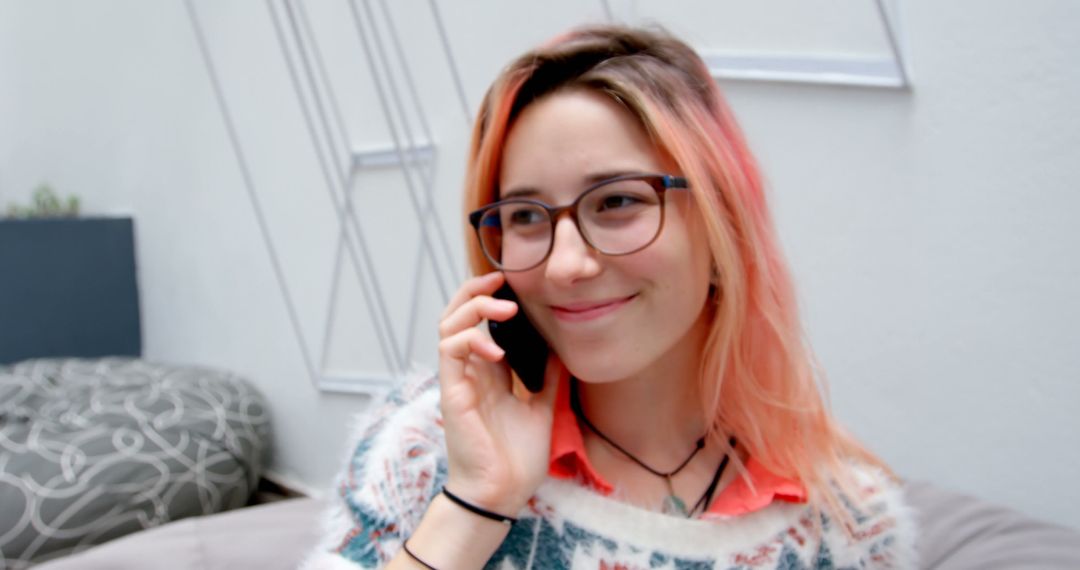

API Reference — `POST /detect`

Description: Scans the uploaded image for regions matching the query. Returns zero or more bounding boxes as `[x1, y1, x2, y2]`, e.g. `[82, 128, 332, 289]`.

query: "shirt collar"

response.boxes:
[547, 373, 807, 517]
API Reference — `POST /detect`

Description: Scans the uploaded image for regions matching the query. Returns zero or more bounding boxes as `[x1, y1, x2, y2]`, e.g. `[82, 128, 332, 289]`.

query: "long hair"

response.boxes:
[462, 24, 889, 524]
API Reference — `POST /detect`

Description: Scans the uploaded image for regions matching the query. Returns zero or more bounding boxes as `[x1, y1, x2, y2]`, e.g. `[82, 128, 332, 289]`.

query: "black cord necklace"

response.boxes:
[570, 379, 736, 517]
[686, 440, 735, 517]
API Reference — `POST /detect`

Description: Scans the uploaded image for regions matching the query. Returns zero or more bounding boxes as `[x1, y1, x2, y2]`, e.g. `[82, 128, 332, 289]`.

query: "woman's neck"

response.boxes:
[575, 315, 711, 468]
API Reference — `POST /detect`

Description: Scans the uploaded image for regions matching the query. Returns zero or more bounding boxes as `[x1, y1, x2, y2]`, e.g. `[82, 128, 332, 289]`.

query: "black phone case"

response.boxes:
[488, 284, 549, 393]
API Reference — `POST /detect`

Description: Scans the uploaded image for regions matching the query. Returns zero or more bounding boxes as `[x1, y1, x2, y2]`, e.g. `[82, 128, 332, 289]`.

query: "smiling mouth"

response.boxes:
[550, 295, 637, 322]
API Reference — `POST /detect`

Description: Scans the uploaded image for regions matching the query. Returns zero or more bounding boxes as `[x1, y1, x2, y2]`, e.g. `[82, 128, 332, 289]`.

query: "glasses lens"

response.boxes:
[578, 178, 663, 255]
[477, 202, 552, 271]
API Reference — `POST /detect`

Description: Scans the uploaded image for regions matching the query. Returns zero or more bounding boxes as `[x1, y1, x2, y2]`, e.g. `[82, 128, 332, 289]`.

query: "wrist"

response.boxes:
[441, 487, 519, 525]
[405, 493, 513, 569]
[443, 476, 534, 516]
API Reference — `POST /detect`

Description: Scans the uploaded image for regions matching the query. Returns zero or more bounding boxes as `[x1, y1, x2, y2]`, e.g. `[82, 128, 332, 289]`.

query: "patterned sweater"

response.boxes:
[303, 374, 916, 569]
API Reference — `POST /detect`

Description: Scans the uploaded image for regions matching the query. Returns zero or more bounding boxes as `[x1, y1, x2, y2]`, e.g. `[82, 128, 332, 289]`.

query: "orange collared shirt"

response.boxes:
[548, 373, 807, 517]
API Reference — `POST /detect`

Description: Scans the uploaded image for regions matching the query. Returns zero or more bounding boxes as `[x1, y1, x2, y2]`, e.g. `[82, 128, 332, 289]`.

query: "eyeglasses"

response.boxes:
[468, 173, 689, 272]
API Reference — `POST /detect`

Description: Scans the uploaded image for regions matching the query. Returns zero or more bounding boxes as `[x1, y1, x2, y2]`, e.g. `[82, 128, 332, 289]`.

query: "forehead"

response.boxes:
[498, 88, 664, 201]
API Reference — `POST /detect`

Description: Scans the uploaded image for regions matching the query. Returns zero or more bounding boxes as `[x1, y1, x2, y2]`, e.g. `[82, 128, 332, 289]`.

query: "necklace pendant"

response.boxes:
[662, 494, 689, 517]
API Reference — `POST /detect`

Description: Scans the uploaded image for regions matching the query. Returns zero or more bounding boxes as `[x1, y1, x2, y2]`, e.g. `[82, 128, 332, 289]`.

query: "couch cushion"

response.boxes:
[33, 498, 325, 570]
[906, 479, 1080, 568]
[0, 358, 271, 569]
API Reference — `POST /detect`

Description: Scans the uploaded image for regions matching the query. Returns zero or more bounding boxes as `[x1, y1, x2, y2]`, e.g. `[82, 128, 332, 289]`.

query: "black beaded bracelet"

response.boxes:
[402, 539, 438, 570]
[441, 487, 518, 525]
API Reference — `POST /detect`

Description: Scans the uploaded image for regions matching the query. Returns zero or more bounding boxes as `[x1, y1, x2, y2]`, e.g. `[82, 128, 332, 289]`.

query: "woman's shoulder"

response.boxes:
[304, 370, 446, 569]
[350, 370, 443, 444]
[837, 462, 914, 532]
[819, 461, 918, 568]
[338, 369, 447, 494]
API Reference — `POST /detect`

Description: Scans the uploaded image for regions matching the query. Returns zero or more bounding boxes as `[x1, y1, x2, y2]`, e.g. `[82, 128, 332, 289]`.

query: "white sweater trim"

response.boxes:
[534, 477, 809, 557]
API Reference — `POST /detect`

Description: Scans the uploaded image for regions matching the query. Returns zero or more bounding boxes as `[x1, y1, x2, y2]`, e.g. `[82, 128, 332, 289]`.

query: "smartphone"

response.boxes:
[488, 283, 549, 393]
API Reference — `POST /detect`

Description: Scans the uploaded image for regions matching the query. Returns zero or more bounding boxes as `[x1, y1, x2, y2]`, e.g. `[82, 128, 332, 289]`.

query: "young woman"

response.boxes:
[306, 25, 915, 569]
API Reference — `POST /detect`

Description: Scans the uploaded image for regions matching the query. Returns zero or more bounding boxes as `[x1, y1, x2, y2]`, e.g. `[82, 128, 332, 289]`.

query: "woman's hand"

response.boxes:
[437, 271, 562, 516]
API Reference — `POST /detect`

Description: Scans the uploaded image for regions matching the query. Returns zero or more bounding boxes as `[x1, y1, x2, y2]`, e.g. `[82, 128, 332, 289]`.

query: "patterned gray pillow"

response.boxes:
[0, 358, 271, 569]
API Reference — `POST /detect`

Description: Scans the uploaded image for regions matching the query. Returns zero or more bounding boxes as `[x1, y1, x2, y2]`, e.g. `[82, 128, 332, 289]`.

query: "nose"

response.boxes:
[543, 215, 602, 285]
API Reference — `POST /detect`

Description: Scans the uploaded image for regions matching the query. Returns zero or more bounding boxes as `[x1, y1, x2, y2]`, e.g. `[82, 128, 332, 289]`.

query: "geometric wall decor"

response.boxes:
[615, 0, 910, 89]
[702, 0, 909, 89]
[186, 0, 469, 394]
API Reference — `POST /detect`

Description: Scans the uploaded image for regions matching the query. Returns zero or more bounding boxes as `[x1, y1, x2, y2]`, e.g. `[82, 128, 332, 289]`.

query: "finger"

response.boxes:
[440, 327, 506, 365]
[439, 295, 518, 340]
[440, 271, 504, 320]
[439, 327, 507, 391]
[464, 352, 512, 397]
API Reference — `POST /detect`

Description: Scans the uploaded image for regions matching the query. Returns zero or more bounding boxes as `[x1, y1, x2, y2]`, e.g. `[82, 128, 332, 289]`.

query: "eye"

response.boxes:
[506, 206, 546, 227]
[585, 179, 658, 216]
[597, 194, 643, 211]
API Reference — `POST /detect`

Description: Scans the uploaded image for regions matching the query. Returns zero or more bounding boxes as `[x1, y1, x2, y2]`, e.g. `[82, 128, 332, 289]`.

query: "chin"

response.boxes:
[556, 346, 642, 384]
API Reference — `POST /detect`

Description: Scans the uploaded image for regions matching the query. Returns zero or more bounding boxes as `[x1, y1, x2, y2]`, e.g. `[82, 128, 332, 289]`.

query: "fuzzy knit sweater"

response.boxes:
[303, 374, 916, 569]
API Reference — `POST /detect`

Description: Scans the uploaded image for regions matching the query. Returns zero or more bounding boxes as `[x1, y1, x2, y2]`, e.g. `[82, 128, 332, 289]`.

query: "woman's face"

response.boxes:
[499, 88, 714, 384]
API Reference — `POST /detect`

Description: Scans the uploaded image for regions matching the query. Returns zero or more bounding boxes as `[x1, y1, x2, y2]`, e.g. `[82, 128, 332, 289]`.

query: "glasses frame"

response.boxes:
[468, 173, 690, 272]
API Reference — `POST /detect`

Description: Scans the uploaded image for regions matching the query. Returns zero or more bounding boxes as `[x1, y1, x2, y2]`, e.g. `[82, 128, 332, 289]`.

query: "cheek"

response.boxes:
[503, 271, 545, 318]
[643, 222, 713, 290]
[503, 271, 538, 297]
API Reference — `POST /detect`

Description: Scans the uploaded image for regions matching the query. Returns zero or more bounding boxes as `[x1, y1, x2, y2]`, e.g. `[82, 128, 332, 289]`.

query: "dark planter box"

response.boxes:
[0, 217, 141, 365]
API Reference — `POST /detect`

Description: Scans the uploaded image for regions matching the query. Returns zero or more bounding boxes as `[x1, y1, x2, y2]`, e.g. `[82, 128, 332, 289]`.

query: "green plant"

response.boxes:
[5, 184, 80, 218]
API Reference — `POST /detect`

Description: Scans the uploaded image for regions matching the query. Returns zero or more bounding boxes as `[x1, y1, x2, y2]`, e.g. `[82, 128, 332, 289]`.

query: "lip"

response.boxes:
[550, 294, 636, 323]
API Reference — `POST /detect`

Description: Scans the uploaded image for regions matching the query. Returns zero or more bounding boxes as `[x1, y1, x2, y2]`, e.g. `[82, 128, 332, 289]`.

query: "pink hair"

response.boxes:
[462, 25, 890, 526]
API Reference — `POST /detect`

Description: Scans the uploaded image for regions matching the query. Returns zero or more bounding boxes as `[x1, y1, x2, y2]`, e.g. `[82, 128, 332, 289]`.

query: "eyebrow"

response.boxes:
[499, 169, 648, 201]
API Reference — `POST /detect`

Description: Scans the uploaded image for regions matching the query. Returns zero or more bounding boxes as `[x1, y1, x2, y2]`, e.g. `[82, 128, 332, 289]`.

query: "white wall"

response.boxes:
[2, 1, 1077, 528]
